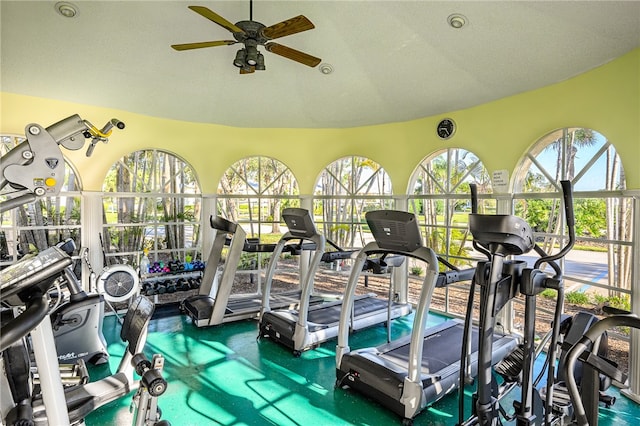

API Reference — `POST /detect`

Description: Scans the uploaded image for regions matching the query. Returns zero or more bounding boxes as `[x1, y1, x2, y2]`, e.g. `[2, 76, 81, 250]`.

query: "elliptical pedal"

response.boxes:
[541, 382, 574, 418]
[495, 344, 525, 383]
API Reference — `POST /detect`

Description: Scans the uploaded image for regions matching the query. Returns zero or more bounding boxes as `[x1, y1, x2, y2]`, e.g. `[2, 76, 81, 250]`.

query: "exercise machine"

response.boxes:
[258, 209, 412, 356]
[50, 238, 140, 365]
[335, 209, 517, 423]
[49, 239, 110, 365]
[182, 215, 249, 326]
[84, 244, 140, 313]
[1, 113, 124, 213]
[1, 114, 169, 425]
[182, 215, 325, 327]
[564, 307, 640, 426]
[259, 208, 415, 356]
[1, 114, 128, 365]
[0, 246, 169, 425]
[457, 180, 610, 426]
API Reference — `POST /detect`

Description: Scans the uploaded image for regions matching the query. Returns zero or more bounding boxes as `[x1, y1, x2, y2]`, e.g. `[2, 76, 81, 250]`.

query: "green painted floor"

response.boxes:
[86, 307, 639, 426]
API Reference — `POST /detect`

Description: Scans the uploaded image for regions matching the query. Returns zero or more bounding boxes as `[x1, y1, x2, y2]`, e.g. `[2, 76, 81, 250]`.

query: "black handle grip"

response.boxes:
[470, 183, 478, 214]
[534, 180, 575, 269]
[110, 118, 125, 130]
[0, 295, 49, 352]
[561, 180, 575, 239]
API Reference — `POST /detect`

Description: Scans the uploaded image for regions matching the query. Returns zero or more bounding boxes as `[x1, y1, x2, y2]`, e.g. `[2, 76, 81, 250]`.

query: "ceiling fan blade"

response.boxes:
[265, 42, 321, 68]
[240, 66, 256, 74]
[262, 15, 315, 40]
[188, 5, 244, 34]
[171, 40, 237, 51]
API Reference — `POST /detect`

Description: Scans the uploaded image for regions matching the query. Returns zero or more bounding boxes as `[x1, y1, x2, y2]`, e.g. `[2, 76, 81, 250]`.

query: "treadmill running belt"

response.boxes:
[307, 296, 398, 325]
[226, 290, 323, 314]
[381, 322, 479, 372]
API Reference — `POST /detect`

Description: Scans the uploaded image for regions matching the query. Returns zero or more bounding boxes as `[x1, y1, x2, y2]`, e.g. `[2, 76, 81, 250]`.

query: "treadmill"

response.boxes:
[335, 210, 519, 423]
[182, 215, 324, 327]
[259, 208, 413, 356]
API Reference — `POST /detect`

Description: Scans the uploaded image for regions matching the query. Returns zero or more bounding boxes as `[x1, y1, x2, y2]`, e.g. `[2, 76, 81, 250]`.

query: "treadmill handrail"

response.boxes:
[336, 240, 439, 380]
[260, 230, 326, 319]
[207, 223, 247, 325]
[294, 234, 326, 332]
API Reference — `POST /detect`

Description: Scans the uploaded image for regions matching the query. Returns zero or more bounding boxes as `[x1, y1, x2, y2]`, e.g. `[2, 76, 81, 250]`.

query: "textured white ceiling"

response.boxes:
[2, 1, 639, 128]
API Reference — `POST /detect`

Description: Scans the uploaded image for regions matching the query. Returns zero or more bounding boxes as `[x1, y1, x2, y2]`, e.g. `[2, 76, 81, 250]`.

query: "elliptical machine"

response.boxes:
[458, 180, 615, 425]
[563, 307, 640, 426]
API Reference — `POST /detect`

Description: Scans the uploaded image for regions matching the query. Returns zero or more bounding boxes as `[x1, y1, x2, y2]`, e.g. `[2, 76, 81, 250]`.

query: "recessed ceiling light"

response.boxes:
[319, 63, 334, 75]
[448, 14, 467, 29]
[55, 2, 78, 18]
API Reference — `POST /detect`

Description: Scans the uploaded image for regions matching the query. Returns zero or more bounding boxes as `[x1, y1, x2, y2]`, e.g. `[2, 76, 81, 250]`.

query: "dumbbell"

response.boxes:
[155, 281, 167, 294]
[142, 282, 155, 296]
[189, 276, 201, 289]
[176, 278, 190, 292]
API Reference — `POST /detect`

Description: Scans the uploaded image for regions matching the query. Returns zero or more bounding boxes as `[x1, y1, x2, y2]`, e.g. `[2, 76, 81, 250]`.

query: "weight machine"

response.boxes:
[1, 113, 124, 213]
[1, 114, 170, 425]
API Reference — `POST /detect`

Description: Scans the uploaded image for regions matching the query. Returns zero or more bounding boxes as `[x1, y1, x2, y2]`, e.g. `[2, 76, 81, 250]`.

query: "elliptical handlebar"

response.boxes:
[533, 180, 576, 272]
[470, 182, 479, 214]
[469, 183, 491, 260]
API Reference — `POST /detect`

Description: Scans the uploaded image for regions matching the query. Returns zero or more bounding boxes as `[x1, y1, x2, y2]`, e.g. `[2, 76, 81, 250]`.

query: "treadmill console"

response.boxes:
[210, 215, 238, 233]
[366, 210, 422, 252]
[282, 208, 317, 238]
[468, 214, 534, 255]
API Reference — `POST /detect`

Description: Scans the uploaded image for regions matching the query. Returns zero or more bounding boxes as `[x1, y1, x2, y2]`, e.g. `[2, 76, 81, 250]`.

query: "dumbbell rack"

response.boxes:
[140, 269, 204, 304]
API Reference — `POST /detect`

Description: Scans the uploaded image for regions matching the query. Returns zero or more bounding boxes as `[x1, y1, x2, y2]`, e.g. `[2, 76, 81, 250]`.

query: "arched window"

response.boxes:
[217, 156, 299, 294]
[408, 148, 491, 265]
[217, 156, 299, 238]
[407, 148, 491, 309]
[314, 156, 393, 249]
[102, 149, 202, 266]
[513, 127, 633, 373]
[0, 134, 82, 265]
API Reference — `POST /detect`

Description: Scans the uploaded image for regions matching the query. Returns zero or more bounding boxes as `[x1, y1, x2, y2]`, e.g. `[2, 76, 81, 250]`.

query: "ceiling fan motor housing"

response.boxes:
[234, 20, 268, 45]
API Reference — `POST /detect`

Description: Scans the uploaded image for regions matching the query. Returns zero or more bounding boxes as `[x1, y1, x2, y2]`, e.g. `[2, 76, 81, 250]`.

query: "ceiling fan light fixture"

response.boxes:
[245, 45, 259, 66]
[255, 53, 266, 71]
[233, 49, 246, 67]
[448, 14, 467, 29]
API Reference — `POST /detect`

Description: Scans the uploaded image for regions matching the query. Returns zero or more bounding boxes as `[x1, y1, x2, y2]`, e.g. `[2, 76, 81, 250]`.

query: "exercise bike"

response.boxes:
[49, 237, 140, 365]
[457, 180, 615, 425]
[48, 238, 110, 366]
[1, 246, 170, 425]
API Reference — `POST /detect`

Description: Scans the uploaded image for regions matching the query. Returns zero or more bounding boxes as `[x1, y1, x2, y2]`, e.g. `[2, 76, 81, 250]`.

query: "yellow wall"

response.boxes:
[2, 48, 638, 194]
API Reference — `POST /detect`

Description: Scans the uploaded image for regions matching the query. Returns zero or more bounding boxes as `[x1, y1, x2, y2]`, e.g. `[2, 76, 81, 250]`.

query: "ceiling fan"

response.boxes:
[171, 2, 321, 74]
